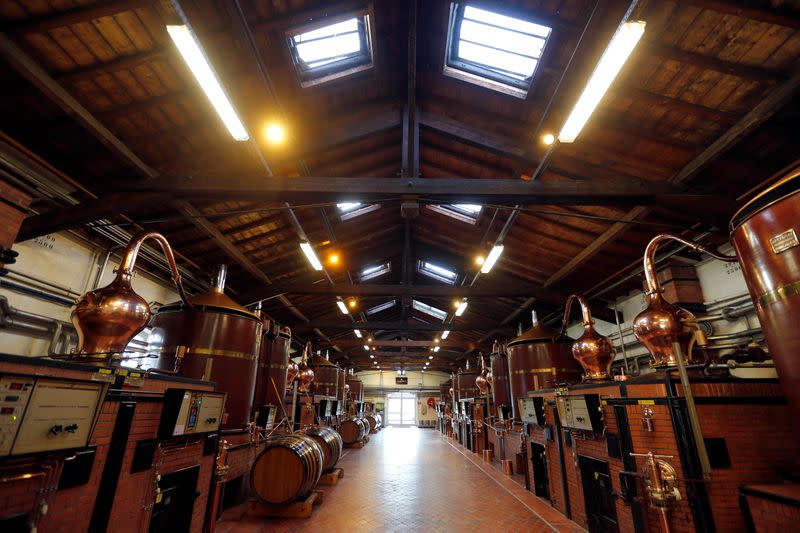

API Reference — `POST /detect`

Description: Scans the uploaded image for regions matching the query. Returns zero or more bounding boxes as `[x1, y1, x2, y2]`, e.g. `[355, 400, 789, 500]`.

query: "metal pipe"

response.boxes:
[613, 302, 631, 373]
[672, 341, 711, 480]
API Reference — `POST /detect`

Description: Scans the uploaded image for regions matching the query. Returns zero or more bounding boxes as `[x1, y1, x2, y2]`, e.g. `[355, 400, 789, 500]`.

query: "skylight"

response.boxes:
[366, 300, 396, 316]
[412, 299, 448, 321]
[427, 204, 482, 224]
[337, 202, 381, 221]
[418, 260, 458, 284]
[360, 262, 391, 282]
[444, 4, 551, 98]
[287, 15, 374, 87]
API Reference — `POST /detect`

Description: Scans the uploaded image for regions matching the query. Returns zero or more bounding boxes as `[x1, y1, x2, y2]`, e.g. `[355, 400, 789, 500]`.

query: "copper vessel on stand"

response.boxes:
[633, 235, 736, 367]
[489, 341, 511, 415]
[730, 167, 800, 419]
[253, 310, 292, 412]
[297, 342, 315, 393]
[309, 350, 338, 399]
[70, 231, 192, 362]
[151, 265, 262, 429]
[475, 354, 490, 395]
[506, 310, 581, 420]
[457, 361, 479, 400]
[561, 294, 615, 381]
[346, 370, 364, 403]
[286, 357, 299, 388]
[439, 379, 453, 404]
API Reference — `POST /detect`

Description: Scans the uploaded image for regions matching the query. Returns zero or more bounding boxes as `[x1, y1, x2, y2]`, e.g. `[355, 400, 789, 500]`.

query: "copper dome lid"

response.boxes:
[507, 310, 563, 347]
[161, 265, 258, 320]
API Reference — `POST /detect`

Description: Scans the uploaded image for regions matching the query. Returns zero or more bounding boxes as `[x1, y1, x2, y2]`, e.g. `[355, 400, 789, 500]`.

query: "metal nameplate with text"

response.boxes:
[770, 229, 798, 254]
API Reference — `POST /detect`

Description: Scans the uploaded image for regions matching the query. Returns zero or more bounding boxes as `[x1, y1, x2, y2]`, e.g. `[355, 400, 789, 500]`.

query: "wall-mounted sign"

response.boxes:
[395, 376, 408, 385]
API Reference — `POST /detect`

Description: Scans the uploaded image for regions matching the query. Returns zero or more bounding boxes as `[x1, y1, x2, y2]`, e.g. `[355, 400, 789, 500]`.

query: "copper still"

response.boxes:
[633, 235, 736, 367]
[151, 265, 261, 429]
[71, 231, 192, 361]
[457, 362, 479, 400]
[297, 342, 315, 393]
[346, 370, 364, 403]
[730, 167, 800, 418]
[561, 294, 615, 381]
[253, 312, 291, 411]
[475, 355, 490, 395]
[286, 357, 299, 388]
[506, 310, 581, 420]
[309, 350, 338, 399]
[489, 340, 511, 412]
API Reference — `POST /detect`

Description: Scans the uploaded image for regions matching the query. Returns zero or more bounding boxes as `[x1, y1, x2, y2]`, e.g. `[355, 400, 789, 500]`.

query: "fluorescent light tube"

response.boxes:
[354, 329, 362, 338]
[364, 345, 370, 351]
[433, 346, 440, 352]
[558, 21, 645, 143]
[429, 355, 434, 359]
[441, 330, 450, 339]
[167, 25, 249, 141]
[481, 245, 504, 273]
[337, 300, 349, 314]
[299, 242, 323, 270]
[455, 300, 468, 317]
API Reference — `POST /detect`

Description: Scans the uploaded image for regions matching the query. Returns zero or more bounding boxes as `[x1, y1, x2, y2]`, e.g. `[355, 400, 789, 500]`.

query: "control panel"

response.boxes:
[1, 375, 106, 457]
[555, 394, 603, 432]
[158, 389, 226, 439]
[518, 397, 546, 426]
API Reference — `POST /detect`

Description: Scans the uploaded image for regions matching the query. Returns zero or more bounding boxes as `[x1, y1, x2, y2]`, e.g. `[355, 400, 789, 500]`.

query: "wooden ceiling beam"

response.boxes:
[0, 31, 313, 326]
[641, 42, 789, 82]
[543, 70, 800, 287]
[680, 0, 800, 29]
[292, 321, 512, 333]
[243, 282, 564, 300]
[614, 87, 738, 123]
[324, 339, 466, 349]
[8, 0, 152, 35]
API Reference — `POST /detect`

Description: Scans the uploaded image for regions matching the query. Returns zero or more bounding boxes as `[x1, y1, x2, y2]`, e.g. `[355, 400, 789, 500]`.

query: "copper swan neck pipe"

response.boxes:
[643, 234, 737, 296]
[560, 294, 593, 336]
[118, 231, 193, 308]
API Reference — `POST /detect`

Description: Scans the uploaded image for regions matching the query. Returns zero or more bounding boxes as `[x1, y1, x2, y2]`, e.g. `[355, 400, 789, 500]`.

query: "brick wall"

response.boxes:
[0, 359, 217, 533]
[744, 491, 800, 533]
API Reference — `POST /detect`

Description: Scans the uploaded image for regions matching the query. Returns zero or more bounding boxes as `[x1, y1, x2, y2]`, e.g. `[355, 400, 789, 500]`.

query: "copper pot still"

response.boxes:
[309, 350, 338, 399]
[633, 235, 736, 368]
[505, 310, 582, 420]
[253, 311, 292, 410]
[151, 265, 261, 429]
[70, 231, 192, 362]
[475, 354, 490, 395]
[730, 167, 800, 418]
[346, 370, 364, 403]
[297, 342, 315, 393]
[287, 358, 299, 388]
[561, 294, 614, 381]
[489, 340, 511, 410]
[457, 361, 479, 400]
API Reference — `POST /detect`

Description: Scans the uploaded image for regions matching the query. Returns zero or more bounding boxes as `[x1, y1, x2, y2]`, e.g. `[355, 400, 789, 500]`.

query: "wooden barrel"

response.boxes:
[250, 434, 324, 505]
[303, 426, 343, 472]
[366, 414, 380, 431]
[358, 416, 370, 439]
[339, 418, 366, 444]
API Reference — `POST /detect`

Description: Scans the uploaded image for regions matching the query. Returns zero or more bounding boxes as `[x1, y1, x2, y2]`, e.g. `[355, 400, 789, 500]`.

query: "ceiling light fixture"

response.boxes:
[542, 133, 555, 145]
[455, 299, 468, 317]
[475, 255, 485, 266]
[354, 329, 362, 338]
[167, 25, 249, 141]
[364, 345, 369, 351]
[265, 123, 285, 143]
[370, 354, 374, 359]
[429, 355, 434, 360]
[336, 300, 349, 315]
[299, 242, 323, 270]
[441, 330, 450, 339]
[433, 346, 440, 352]
[425, 362, 430, 366]
[558, 21, 646, 143]
[481, 245, 504, 273]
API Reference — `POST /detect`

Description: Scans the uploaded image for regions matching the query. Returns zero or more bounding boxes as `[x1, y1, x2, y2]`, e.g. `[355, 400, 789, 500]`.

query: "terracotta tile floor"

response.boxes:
[216, 426, 585, 533]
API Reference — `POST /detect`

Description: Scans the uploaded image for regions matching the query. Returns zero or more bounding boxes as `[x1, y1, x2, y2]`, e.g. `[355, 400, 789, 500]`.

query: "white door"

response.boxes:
[386, 392, 417, 426]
